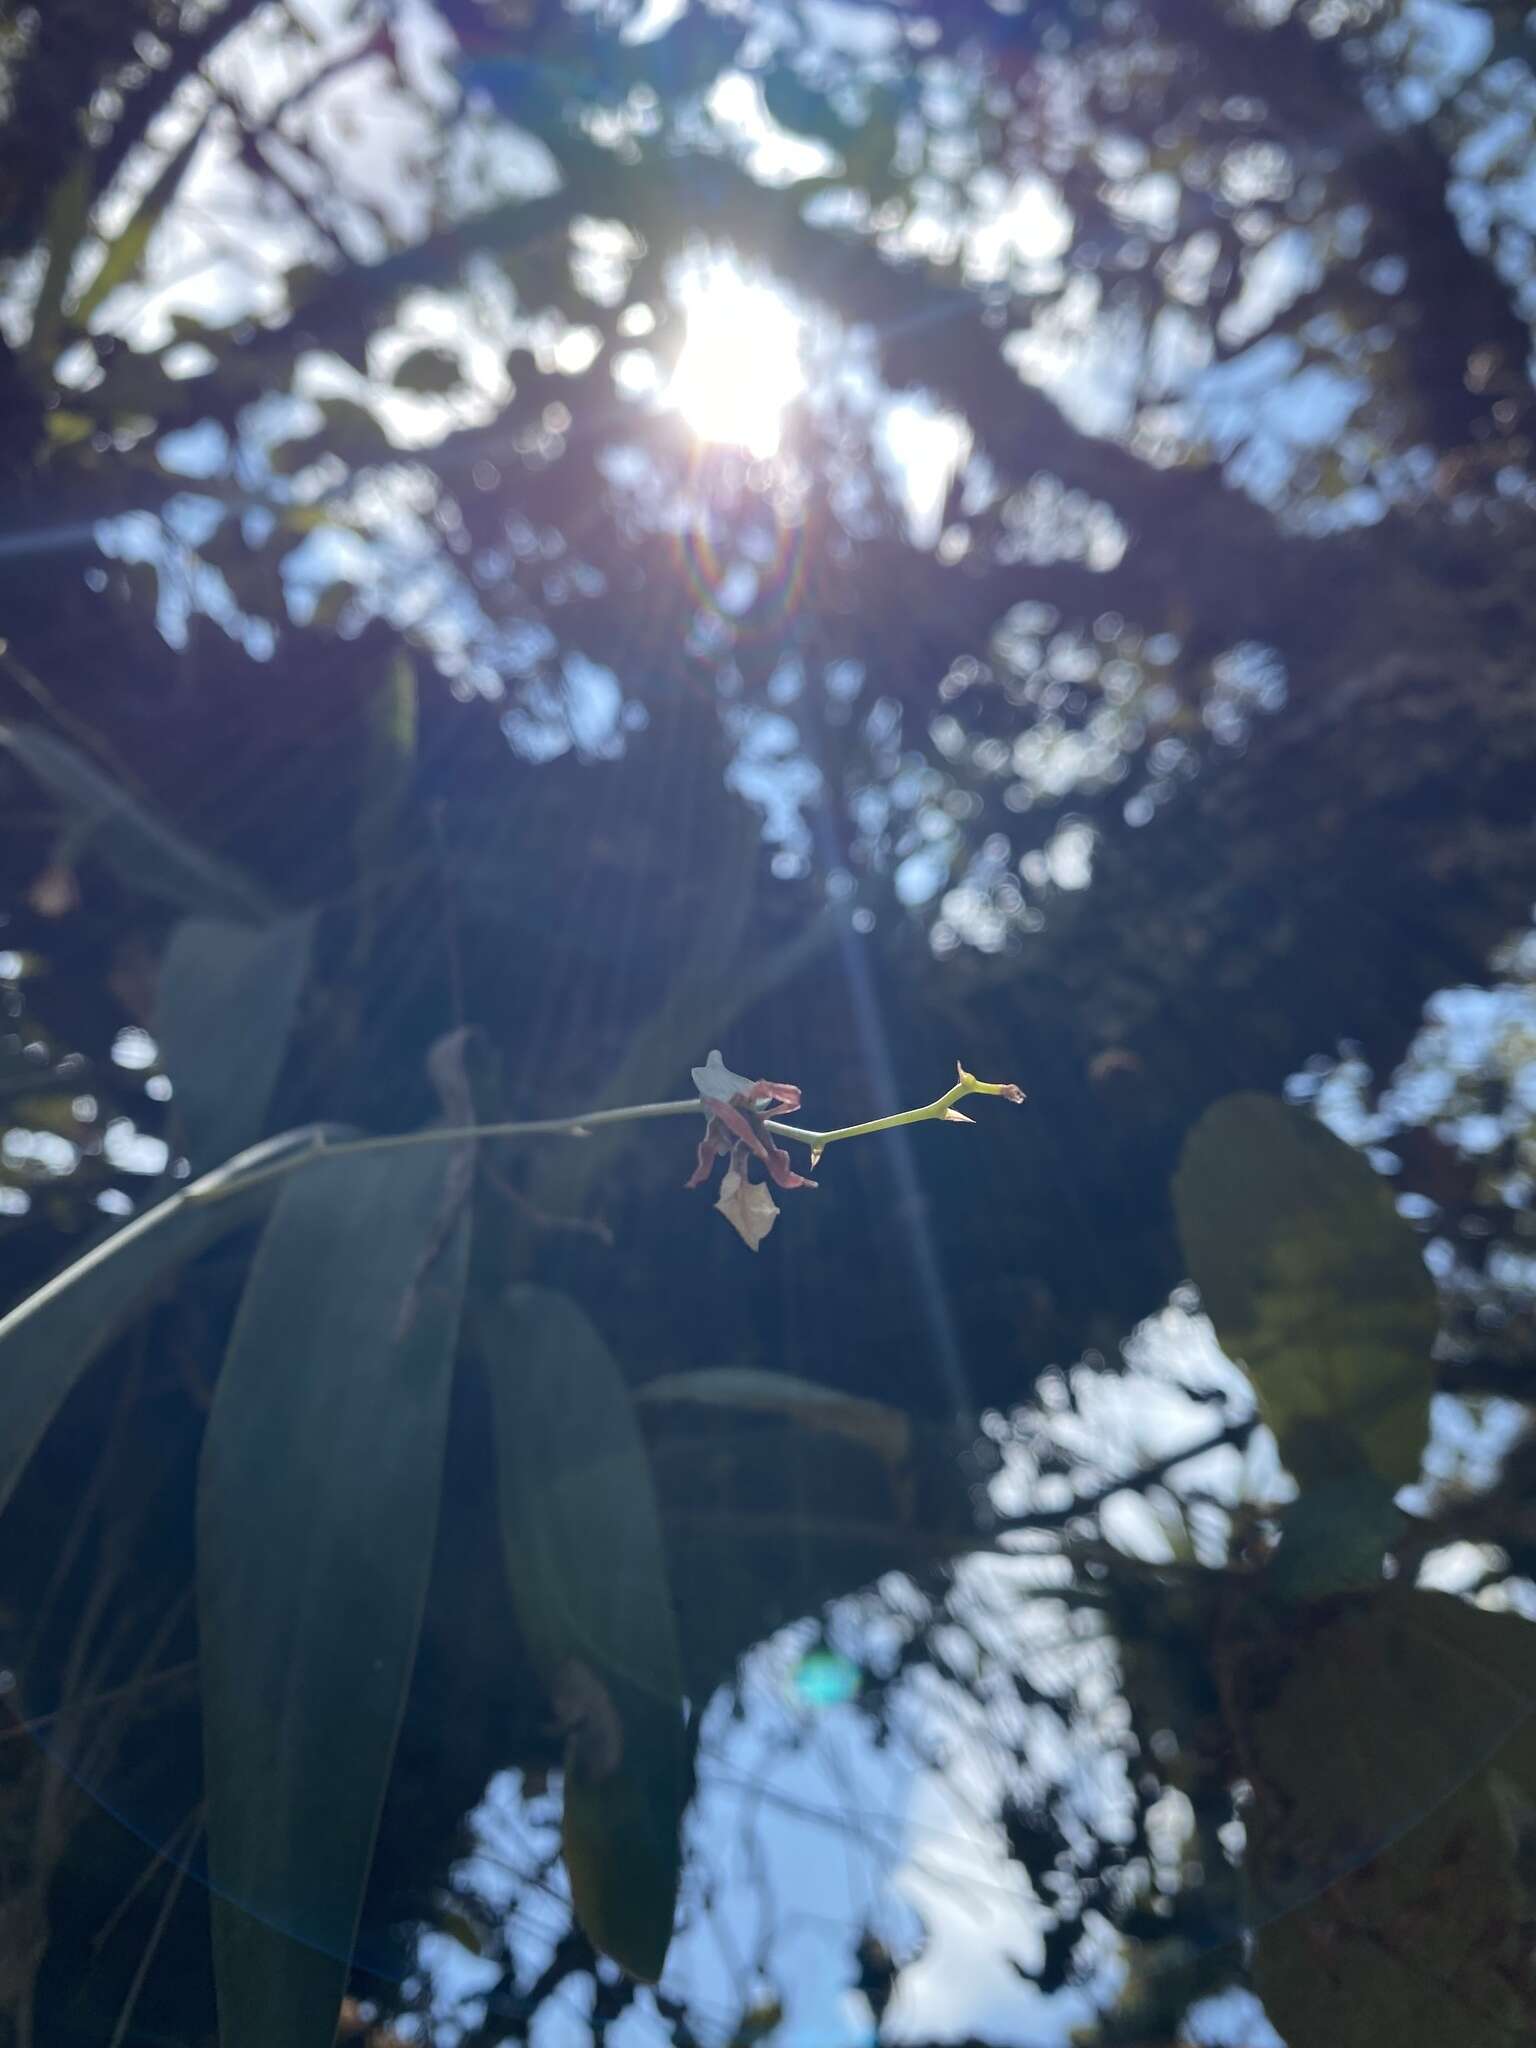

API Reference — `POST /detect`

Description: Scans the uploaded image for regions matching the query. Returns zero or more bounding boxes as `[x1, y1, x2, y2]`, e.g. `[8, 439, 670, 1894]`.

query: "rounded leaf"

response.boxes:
[1175, 1093, 1434, 1490]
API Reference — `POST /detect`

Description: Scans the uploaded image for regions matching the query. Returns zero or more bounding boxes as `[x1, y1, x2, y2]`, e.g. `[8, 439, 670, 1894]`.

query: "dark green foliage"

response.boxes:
[1234, 1589, 1536, 2047]
[480, 1286, 687, 1983]
[393, 348, 466, 396]
[1, 723, 273, 923]
[0, 1124, 335, 1519]
[154, 911, 315, 1170]
[199, 1135, 473, 2048]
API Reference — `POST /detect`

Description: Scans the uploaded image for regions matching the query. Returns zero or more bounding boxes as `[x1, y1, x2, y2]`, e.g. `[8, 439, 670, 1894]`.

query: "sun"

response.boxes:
[668, 259, 805, 460]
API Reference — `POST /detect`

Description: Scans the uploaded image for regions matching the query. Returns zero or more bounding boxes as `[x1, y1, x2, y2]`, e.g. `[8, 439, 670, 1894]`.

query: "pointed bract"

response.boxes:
[715, 1155, 781, 1250]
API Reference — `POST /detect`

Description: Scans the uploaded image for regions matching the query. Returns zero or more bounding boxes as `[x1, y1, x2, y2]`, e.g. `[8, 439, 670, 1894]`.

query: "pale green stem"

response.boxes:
[188, 1070, 1022, 1206]
[188, 1098, 703, 1204]
[763, 1070, 1021, 1159]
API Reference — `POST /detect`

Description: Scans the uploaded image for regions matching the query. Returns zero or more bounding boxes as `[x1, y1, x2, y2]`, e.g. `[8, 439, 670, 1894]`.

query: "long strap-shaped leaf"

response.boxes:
[155, 910, 316, 1172]
[71, 119, 209, 328]
[199, 1141, 471, 2048]
[28, 159, 91, 365]
[479, 1286, 687, 1983]
[0, 722, 274, 922]
[0, 1124, 348, 1523]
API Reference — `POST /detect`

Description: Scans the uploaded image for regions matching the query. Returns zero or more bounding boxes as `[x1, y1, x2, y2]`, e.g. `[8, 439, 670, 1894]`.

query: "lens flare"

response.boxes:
[672, 489, 810, 641]
[793, 1646, 863, 1708]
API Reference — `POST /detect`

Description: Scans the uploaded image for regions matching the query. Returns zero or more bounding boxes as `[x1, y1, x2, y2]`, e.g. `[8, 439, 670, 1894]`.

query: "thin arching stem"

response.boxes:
[186, 1068, 1024, 1207]
[186, 1099, 704, 1204]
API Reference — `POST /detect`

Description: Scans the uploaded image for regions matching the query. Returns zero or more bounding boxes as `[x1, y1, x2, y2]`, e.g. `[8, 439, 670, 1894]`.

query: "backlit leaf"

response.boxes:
[393, 345, 463, 394]
[29, 158, 91, 363]
[199, 1134, 472, 2048]
[352, 649, 417, 914]
[0, 1124, 346, 1521]
[1238, 1588, 1536, 2047]
[641, 1391, 973, 1698]
[1174, 1092, 1434, 1490]
[479, 1285, 686, 1981]
[639, 1366, 912, 1475]
[0, 723, 274, 923]
[318, 395, 394, 462]
[72, 120, 208, 325]
[155, 911, 315, 1172]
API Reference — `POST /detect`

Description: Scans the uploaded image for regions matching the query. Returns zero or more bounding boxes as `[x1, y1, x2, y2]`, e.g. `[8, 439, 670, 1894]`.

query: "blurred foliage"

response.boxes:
[1176, 1093, 1435, 1491]
[1236, 1589, 1536, 2048]
[1, 0, 1536, 2044]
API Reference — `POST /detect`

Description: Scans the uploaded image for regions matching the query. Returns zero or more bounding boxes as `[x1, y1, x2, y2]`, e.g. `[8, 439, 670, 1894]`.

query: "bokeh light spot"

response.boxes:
[793, 1646, 863, 1708]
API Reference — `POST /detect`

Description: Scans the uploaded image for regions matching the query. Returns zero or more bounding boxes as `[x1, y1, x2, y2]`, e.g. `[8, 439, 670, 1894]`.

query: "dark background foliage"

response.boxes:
[2, 0, 1535, 2043]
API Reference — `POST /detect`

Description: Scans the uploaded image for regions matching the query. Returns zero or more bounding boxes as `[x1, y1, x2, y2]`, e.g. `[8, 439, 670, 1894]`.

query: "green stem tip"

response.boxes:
[764, 1062, 1025, 1168]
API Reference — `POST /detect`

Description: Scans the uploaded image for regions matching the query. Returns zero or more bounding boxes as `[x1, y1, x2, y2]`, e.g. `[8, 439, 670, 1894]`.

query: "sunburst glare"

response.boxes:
[668, 259, 805, 460]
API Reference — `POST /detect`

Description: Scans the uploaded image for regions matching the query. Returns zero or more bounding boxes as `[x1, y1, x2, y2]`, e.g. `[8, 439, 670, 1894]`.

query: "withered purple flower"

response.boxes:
[687, 1049, 817, 1198]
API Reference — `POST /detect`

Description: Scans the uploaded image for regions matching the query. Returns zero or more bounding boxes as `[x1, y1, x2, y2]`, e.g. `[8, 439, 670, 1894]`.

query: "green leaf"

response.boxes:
[480, 1285, 686, 1981]
[433, 1905, 489, 1956]
[42, 409, 93, 447]
[1174, 1092, 1434, 1491]
[268, 432, 333, 477]
[0, 1125, 344, 1521]
[371, 648, 418, 766]
[29, 158, 92, 364]
[1261, 1473, 1403, 1601]
[761, 68, 861, 152]
[308, 579, 356, 628]
[639, 1367, 912, 1474]
[642, 1394, 975, 1697]
[355, 650, 417, 862]
[0, 723, 274, 922]
[199, 1136, 472, 2048]
[71, 120, 208, 326]
[317, 395, 395, 464]
[155, 912, 316, 1172]
[350, 649, 417, 958]
[392, 346, 463, 394]
[1241, 1588, 1536, 2046]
